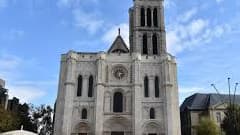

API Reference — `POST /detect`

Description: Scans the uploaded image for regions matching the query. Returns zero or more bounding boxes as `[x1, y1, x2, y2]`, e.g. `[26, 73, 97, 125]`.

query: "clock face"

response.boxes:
[112, 65, 127, 80]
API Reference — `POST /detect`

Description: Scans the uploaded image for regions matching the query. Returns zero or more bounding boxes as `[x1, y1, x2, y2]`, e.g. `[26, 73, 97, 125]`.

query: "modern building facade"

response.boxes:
[0, 79, 5, 88]
[7, 97, 20, 112]
[0, 79, 8, 110]
[54, 0, 181, 135]
[180, 93, 240, 135]
[0, 79, 20, 112]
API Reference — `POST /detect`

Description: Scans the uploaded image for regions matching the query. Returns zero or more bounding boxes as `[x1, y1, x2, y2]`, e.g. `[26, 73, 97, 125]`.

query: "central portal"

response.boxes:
[111, 132, 124, 135]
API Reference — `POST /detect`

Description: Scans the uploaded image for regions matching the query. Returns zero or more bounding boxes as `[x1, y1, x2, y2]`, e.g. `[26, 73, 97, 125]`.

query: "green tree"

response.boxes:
[0, 107, 20, 133]
[17, 103, 38, 133]
[32, 105, 53, 135]
[222, 104, 240, 135]
[196, 117, 220, 135]
[0, 88, 7, 97]
[0, 87, 7, 108]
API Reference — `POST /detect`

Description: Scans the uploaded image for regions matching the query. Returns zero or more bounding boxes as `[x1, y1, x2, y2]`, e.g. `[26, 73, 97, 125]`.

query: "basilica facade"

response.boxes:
[53, 0, 181, 135]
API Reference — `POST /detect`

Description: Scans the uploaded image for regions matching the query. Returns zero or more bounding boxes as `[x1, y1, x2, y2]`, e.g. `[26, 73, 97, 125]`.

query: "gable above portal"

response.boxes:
[108, 33, 129, 53]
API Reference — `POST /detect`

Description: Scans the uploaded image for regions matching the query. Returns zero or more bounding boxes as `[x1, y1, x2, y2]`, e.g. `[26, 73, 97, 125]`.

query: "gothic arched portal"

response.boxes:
[74, 122, 90, 134]
[142, 121, 161, 135]
[103, 116, 132, 134]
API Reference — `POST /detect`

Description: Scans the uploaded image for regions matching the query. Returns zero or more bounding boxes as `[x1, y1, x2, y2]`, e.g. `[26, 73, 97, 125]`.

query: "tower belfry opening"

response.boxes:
[129, 0, 166, 56]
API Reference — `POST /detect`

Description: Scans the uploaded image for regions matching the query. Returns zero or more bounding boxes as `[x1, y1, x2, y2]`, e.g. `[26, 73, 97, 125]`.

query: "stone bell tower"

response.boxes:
[129, 0, 181, 135]
[129, 0, 166, 55]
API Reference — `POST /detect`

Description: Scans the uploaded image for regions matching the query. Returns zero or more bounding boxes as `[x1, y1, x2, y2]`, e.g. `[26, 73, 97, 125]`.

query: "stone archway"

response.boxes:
[142, 121, 162, 135]
[103, 116, 132, 135]
[72, 122, 91, 135]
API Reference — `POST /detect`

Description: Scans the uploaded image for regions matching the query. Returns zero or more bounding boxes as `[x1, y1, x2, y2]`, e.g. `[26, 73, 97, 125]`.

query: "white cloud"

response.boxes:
[102, 23, 129, 47]
[57, 0, 80, 8]
[8, 85, 46, 103]
[1, 29, 25, 40]
[57, 0, 98, 8]
[216, 0, 224, 4]
[0, 53, 21, 70]
[72, 9, 104, 34]
[177, 8, 198, 23]
[166, 8, 231, 55]
[0, 53, 52, 104]
[0, 0, 7, 8]
[188, 19, 209, 36]
[57, 0, 71, 7]
[0, 53, 23, 80]
[57, 0, 103, 35]
[179, 87, 207, 103]
[164, 0, 175, 9]
[14, 80, 57, 86]
[179, 87, 205, 94]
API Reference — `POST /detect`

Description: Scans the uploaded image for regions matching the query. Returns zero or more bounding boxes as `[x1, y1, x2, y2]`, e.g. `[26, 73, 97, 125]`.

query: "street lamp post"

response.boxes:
[211, 77, 239, 135]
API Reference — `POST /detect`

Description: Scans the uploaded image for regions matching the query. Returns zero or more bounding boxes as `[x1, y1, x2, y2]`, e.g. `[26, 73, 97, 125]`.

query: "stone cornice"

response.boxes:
[64, 82, 75, 86]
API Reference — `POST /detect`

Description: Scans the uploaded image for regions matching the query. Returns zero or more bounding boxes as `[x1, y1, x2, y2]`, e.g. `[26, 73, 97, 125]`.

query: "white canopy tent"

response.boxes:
[0, 130, 37, 135]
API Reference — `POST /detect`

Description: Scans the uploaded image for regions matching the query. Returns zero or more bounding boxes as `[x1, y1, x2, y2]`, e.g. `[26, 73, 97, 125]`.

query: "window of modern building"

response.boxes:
[152, 34, 158, 55]
[81, 109, 87, 119]
[144, 76, 149, 97]
[150, 108, 155, 119]
[113, 92, 123, 112]
[141, 8, 145, 26]
[88, 75, 94, 97]
[155, 76, 159, 97]
[147, 8, 152, 27]
[153, 8, 158, 27]
[143, 34, 148, 55]
[77, 75, 82, 97]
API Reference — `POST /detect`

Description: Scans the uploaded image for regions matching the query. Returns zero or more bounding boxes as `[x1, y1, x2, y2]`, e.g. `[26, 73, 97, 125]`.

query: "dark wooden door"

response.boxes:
[111, 132, 124, 135]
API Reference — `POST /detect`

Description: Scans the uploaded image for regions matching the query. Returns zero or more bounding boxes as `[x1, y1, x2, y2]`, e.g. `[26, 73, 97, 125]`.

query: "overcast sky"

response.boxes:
[0, 0, 240, 105]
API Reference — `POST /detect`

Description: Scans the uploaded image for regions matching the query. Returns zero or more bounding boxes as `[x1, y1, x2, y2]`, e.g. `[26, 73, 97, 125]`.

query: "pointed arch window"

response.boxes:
[88, 75, 94, 97]
[77, 75, 82, 97]
[152, 34, 158, 55]
[153, 8, 158, 27]
[143, 34, 148, 55]
[113, 92, 123, 112]
[144, 76, 149, 97]
[141, 8, 145, 26]
[81, 109, 87, 119]
[155, 76, 160, 97]
[147, 8, 152, 27]
[150, 108, 155, 119]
